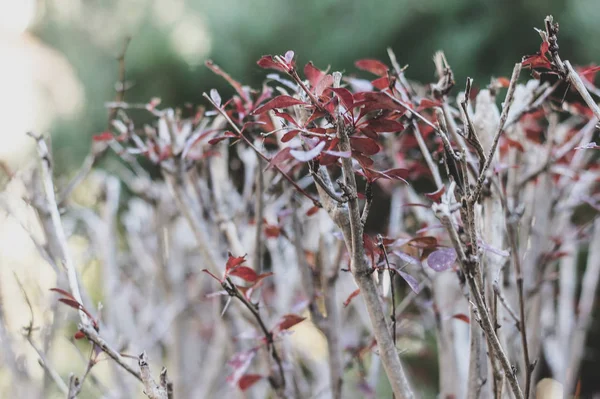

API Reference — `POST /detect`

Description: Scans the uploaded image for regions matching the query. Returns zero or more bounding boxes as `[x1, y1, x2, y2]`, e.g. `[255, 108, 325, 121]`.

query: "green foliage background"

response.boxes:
[33, 0, 600, 172]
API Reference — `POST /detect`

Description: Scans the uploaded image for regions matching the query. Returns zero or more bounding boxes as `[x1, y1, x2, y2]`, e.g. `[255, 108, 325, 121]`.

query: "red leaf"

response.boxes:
[326, 87, 354, 110]
[371, 76, 390, 90]
[205, 60, 249, 102]
[290, 141, 326, 162]
[272, 110, 299, 127]
[58, 298, 83, 310]
[226, 253, 247, 272]
[343, 289, 361, 307]
[417, 98, 442, 111]
[276, 314, 306, 331]
[268, 147, 293, 169]
[208, 131, 237, 145]
[382, 168, 409, 181]
[238, 374, 263, 391]
[452, 313, 470, 324]
[306, 206, 320, 216]
[304, 61, 326, 89]
[257, 55, 287, 72]
[350, 137, 380, 155]
[496, 77, 511, 88]
[355, 59, 389, 77]
[424, 186, 446, 202]
[253, 95, 307, 114]
[50, 288, 76, 301]
[228, 266, 258, 282]
[264, 225, 281, 238]
[427, 248, 457, 272]
[281, 130, 300, 143]
[73, 330, 85, 340]
[364, 118, 404, 133]
[254, 271, 274, 284]
[92, 132, 114, 142]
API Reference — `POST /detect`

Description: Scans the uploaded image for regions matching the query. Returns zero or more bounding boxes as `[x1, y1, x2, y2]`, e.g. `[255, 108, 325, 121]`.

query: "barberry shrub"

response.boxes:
[2, 15, 599, 399]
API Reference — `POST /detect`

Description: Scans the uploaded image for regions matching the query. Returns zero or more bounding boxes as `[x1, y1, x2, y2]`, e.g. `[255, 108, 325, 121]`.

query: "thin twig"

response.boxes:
[470, 63, 521, 203]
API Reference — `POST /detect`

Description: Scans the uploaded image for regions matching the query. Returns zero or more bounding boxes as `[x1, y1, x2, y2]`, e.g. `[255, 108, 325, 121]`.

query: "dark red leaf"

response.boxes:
[326, 87, 354, 110]
[427, 248, 457, 272]
[290, 141, 326, 162]
[352, 152, 374, 167]
[92, 132, 114, 142]
[355, 59, 389, 77]
[281, 130, 300, 142]
[382, 168, 409, 181]
[350, 137, 380, 156]
[364, 118, 404, 133]
[424, 186, 446, 202]
[58, 298, 83, 310]
[253, 95, 307, 114]
[238, 374, 263, 391]
[452, 313, 470, 324]
[304, 61, 326, 88]
[50, 288, 76, 301]
[74, 330, 85, 340]
[343, 289, 361, 307]
[208, 131, 237, 145]
[276, 314, 306, 331]
[272, 110, 299, 127]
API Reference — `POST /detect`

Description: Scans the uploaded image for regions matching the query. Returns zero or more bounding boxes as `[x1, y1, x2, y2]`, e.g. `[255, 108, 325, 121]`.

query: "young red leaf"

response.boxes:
[306, 206, 320, 216]
[58, 298, 83, 310]
[276, 314, 306, 331]
[226, 253, 247, 272]
[257, 55, 287, 72]
[426, 248, 457, 272]
[355, 59, 389, 77]
[92, 132, 114, 142]
[424, 186, 446, 202]
[238, 374, 263, 391]
[73, 330, 85, 340]
[371, 76, 390, 90]
[264, 225, 281, 238]
[253, 95, 307, 114]
[208, 131, 237, 145]
[382, 168, 409, 182]
[50, 288, 76, 301]
[343, 288, 361, 307]
[452, 314, 470, 324]
[304, 61, 326, 88]
[417, 98, 442, 111]
[350, 137, 380, 156]
[289, 141, 326, 162]
[228, 266, 258, 283]
[254, 271, 274, 285]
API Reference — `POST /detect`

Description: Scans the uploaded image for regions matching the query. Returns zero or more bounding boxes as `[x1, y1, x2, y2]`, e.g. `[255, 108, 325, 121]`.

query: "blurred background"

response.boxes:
[2, 0, 599, 174]
[1, 0, 600, 397]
